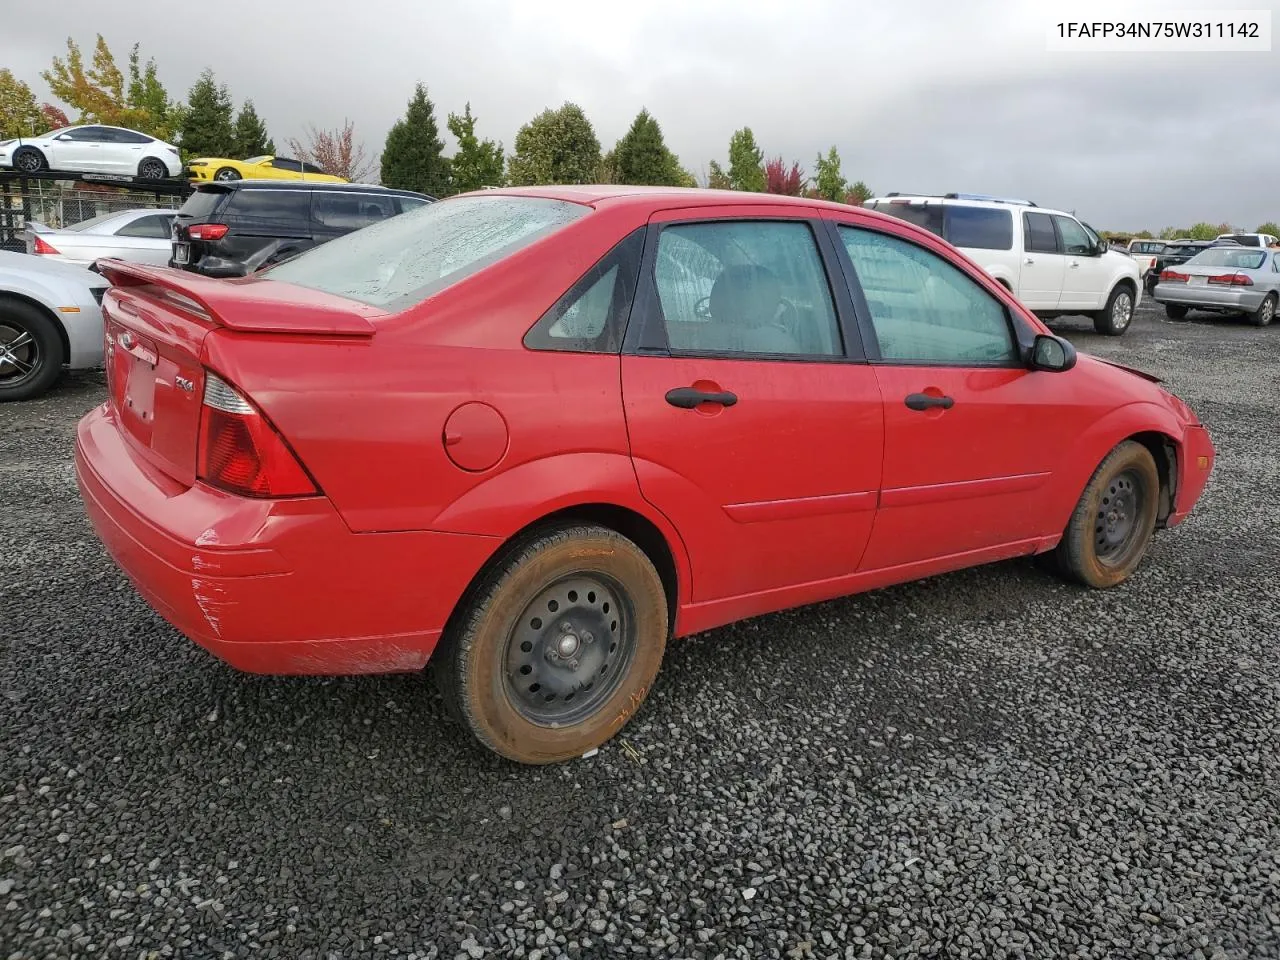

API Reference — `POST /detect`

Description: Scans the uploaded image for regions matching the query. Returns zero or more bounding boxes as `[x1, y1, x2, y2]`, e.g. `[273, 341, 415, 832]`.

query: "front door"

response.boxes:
[621, 209, 885, 603]
[1055, 214, 1111, 311]
[48, 127, 106, 172]
[831, 218, 1076, 571]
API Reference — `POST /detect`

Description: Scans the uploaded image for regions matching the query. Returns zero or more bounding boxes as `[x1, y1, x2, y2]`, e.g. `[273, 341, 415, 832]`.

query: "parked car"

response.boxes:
[1145, 241, 1212, 294]
[0, 125, 182, 180]
[1215, 232, 1278, 248]
[186, 154, 347, 184]
[0, 250, 107, 401]
[77, 187, 1216, 764]
[169, 180, 433, 276]
[1124, 238, 1166, 280]
[863, 193, 1142, 335]
[24, 208, 178, 267]
[1153, 244, 1280, 325]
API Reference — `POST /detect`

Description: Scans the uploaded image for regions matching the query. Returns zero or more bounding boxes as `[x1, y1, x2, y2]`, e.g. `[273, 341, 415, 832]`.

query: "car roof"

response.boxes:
[461, 184, 872, 216]
[195, 179, 434, 199]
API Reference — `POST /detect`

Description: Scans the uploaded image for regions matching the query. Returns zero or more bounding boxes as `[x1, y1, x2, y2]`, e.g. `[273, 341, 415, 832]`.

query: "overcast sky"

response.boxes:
[3, 0, 1278, 229]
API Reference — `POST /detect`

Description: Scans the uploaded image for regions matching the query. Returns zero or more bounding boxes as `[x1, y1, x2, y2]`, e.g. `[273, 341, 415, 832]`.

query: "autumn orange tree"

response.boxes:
[41, 35, 181, 140]
[287, 120, 374, 181]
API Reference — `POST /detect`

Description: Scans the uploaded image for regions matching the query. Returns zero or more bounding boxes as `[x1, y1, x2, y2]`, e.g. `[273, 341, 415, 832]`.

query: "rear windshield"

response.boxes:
[264, 195, 589, 311]
[177, 189, 226, 221]
[1187, 248, 1266, 269]
[1218, 234, 1260, 246]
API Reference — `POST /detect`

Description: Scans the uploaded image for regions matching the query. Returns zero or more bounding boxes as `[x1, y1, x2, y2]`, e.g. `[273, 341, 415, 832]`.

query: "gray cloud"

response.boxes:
[3, 0, 1278, 229]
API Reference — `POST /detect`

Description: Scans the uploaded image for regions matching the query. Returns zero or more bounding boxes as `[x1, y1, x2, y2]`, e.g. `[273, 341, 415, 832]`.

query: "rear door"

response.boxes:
[311, 190, 400, 243]
[1017, 211, 1066, 310]
[620, 207, 885, 603]
[220, 188, 315, 266]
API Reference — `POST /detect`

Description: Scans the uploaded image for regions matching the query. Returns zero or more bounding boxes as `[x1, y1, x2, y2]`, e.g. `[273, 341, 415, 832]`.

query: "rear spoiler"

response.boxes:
[94, 258, 382, 338]
[23, 220, 53, 234]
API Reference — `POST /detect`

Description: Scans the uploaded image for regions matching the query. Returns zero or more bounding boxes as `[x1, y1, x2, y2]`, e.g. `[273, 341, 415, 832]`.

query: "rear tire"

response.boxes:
[1165, 304, 1189, 321]
[138, 158, 168, 180]
[434, 524, 668, 765]
[0, 298, 64, 402]
[1248, 293, 1276, 327]
[12, 147, 46, 174]
[1093, 283, 1134, 336]
[1051, 441, 1160, 589]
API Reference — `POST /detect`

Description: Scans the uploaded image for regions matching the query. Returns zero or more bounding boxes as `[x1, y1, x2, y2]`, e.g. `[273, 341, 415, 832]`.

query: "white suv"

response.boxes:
[862, 193, 1142, 336]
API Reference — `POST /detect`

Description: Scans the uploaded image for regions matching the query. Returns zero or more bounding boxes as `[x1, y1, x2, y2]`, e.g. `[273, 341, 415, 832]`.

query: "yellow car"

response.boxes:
[185, 154, 348, 183]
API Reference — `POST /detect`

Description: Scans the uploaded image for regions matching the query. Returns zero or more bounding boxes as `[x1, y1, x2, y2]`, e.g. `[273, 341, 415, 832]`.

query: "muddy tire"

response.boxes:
[434, 524, 668, 764]
[1051, 441, 1161, 589]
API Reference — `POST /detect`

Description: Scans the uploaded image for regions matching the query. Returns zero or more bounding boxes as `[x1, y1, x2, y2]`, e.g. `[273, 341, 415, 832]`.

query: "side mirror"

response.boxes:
[1029, 334, 1076, 372]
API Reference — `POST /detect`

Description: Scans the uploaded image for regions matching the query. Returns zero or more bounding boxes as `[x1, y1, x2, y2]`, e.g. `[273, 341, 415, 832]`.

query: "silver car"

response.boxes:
[24, 208, 178, 267]
[1153, 244, 1280, 326]
[0, 250, 108, 401]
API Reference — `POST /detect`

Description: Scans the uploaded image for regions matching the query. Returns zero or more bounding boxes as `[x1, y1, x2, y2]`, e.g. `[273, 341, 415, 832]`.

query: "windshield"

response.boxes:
[264, 194, 590, 311]
[1187, 248, 1267, 269]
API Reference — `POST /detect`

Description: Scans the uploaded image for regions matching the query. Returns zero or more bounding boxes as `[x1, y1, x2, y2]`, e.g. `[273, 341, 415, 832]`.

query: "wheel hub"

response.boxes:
[1095, 472, 1141, 558]
[504, 575, 630, 726]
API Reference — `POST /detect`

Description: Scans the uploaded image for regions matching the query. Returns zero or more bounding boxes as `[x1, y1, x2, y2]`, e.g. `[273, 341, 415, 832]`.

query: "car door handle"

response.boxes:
[1068, 261, 1080, 268]
[904, 392, 954, 411]
[665, 387, 738, 409]
[1024, 256, 1034, 264]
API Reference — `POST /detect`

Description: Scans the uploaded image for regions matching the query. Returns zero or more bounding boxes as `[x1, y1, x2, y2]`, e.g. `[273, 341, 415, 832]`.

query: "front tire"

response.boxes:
[1093, 283, 1135, 336]
[1051, 441, 1160, 589]
[1248, 292, 1276, 327]
[214, 167, 241, 182]
[0, 298, 64, 401]
[12, 147, 46, 174]
[434, 524, 669, 764]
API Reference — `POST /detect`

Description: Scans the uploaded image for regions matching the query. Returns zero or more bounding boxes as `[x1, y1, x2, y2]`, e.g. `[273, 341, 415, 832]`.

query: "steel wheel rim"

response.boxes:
[1112, 292, 1133, 328]
[15, 152, 40, 173]
[1095, 470, 1143, 563]
[503, 574, 636, 727]
[0, 322, 39, 386]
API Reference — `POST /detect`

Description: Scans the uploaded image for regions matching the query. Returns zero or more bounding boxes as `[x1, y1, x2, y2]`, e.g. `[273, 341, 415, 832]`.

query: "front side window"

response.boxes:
[944, 206, 1013, 250]
[650, 220, 842, 357]
[1053, 215, 1093, 255]
[1023, 212, 1059, 253]
[839, 226, 1018, 365]
[264, 195, 589, 312]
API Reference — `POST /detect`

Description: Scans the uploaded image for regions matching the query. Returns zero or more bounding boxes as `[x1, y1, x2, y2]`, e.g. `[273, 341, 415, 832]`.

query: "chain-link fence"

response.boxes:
[0, 173, 191, 252]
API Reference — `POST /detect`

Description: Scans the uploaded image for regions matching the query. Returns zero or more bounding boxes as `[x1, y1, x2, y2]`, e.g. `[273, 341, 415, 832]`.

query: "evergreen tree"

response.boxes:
[178, 68, 234, 157]
[506, 103, 601, 186]
[380, 83, 450, 196]
[447, 102, 504, 194]
[232, 100, 271, 158]
[614, 108, 682, 185]
[812, 146, 847, 202]
[727, 127, 765, 192]
[707, 160, 732, 190]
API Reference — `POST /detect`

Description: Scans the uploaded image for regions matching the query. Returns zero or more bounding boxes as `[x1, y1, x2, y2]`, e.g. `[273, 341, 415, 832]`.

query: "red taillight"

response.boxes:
[1207, 272, 1253, 286]
[1160, 270, 1188, 282]
[32, 235, 59, 255]
[187, 223, 228, 241]
[196, 372, 317, 498]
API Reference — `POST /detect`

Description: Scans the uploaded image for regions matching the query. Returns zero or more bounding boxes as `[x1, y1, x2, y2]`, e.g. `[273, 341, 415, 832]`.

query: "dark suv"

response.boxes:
[170, 180, 433, 276]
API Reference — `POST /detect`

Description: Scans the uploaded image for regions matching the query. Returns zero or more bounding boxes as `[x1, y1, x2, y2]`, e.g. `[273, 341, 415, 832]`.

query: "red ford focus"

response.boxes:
[76, 186, 1215, 764]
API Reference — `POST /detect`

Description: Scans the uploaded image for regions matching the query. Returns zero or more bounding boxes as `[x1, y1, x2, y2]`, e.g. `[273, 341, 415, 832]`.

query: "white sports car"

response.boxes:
[0, 250, 108, 401]
[25, 208, 179, 267]
[0, 125, 182, 180]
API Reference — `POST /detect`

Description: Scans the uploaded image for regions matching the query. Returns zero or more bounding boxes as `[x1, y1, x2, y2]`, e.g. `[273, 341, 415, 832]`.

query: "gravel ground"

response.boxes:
[2, 301, 1279, 960]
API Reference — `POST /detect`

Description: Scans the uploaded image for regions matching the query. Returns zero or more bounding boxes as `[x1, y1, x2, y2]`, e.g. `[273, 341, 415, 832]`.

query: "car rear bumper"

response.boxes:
[1166, 424, 1215, 527]
[74, 403, 498, 675]
[1153, 284, 1267, 311]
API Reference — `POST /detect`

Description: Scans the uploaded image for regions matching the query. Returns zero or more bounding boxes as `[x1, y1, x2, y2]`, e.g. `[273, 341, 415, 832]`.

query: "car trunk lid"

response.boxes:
[96, 259, 384, 488]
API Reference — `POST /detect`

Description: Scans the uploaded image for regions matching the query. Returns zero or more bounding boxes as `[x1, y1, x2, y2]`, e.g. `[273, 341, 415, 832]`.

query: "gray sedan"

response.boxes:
[1153, 245, 1280, 326]
[24, 208, 178, 268]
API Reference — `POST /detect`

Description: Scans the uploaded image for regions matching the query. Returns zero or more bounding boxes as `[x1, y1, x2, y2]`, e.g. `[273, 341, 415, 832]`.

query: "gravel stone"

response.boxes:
[2, 308, 1279, 958]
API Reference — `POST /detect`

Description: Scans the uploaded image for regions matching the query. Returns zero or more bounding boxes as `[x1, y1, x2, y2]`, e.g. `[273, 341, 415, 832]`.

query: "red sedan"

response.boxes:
[75, 186, 1215, 764]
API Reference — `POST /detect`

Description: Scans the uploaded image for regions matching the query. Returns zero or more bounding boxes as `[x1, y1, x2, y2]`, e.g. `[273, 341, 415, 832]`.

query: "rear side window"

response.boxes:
[944, 206, 1013, 250]
[177, 189, 226, 221]
[1023, 212, 1058, 253]
[313, 192, 399, 231]
[224, 189, 311, 231]
[525, 228, 645, 353]
[264, 195, 589, 312]
[115, 214, 174, 239]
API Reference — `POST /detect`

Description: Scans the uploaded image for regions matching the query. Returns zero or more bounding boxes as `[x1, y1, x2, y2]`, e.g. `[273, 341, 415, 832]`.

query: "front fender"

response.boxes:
[1042, 399, 1185, 534]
